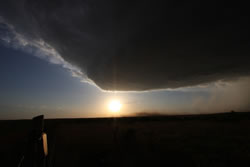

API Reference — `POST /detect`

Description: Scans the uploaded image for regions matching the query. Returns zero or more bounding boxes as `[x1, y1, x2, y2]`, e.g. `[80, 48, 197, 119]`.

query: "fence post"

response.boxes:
[20, 115, 49, 167]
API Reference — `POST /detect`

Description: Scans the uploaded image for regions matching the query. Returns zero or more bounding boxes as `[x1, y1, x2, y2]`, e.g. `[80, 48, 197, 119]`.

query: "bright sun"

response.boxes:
[109, 100, 122, 113]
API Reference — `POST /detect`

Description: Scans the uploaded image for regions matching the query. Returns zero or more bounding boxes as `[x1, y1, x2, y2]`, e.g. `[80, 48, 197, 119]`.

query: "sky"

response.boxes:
[0, 0, 250, 119]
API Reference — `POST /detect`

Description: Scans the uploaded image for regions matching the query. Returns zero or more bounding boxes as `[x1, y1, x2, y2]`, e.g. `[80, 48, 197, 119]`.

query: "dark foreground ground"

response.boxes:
[1, 112, 250, 167]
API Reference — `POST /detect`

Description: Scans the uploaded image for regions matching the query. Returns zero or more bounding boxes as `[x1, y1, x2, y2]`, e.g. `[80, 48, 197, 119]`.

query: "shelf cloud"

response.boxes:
[1, 0, 250, 91]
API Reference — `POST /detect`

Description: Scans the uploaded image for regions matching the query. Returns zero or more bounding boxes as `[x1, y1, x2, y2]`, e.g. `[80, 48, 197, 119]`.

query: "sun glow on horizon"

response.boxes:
[108, 100, 122, 113]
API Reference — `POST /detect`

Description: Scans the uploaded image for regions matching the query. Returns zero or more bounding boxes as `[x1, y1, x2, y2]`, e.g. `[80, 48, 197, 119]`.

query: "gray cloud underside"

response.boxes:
[1, 0, 250, 91]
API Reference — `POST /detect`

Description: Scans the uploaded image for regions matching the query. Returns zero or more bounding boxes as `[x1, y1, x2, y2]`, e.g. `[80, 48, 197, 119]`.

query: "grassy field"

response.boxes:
[1, 112, 250, 167]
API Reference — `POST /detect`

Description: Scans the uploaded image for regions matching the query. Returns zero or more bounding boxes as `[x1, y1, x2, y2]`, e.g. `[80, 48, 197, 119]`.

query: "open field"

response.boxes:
[1, 112, 250, 167]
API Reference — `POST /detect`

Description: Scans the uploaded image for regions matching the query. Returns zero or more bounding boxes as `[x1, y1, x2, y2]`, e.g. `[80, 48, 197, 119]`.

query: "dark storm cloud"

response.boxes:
[1, 0, 250, 91]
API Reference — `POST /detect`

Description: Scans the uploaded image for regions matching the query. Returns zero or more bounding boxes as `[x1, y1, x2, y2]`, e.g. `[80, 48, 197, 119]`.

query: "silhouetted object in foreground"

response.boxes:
[19, 115, 49, 167]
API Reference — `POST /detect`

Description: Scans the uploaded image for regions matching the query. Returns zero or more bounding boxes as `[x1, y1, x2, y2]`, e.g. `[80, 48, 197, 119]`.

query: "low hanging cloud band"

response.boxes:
[0, 0, 250, 91]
